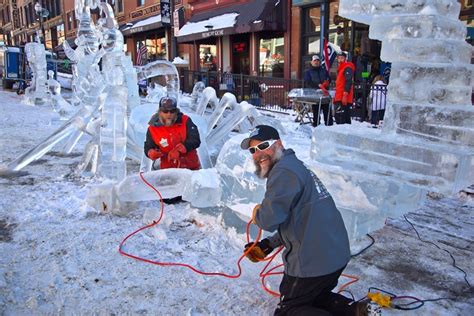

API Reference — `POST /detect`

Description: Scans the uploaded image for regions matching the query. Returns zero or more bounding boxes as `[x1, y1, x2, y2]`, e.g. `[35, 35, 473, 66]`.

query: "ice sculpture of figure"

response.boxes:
[47, 70, 76, 119]
[136, 60, 180, 101]
[96, 1, 129, 181]
[304, 0, 474, 240]
[24, 42, 49, 105]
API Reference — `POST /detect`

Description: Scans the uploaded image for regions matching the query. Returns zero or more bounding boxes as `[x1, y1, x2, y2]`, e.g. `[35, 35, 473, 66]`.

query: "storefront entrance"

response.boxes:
[231, 34, 250, 75]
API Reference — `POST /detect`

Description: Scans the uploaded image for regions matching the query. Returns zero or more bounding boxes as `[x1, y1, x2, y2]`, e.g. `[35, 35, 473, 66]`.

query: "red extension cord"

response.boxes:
[119, 172, 358, 297]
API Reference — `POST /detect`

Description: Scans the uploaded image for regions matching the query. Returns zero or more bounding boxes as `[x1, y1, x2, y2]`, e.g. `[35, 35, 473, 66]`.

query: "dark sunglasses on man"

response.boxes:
[160, 109, 178, 114]
[248, 139, 277, 154]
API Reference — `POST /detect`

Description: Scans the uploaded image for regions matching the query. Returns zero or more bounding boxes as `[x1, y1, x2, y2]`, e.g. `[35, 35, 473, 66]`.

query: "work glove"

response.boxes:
[168, 143, 187, 162]
[244, 238, 274, 263]
[251, 204, 260, 224]
[147, 148, 163, 161]
[342, 92, 348, 106]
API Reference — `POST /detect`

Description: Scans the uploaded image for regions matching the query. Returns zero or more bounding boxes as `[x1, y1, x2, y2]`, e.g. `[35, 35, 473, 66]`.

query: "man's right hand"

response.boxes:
[244, 238, 274, 262]
[147, 148, 163, 161]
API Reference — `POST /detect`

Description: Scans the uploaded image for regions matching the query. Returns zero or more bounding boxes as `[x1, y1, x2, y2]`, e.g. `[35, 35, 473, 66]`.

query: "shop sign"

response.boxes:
[233, 42, 247, 53]
[11, 0, 20, 29]
[130, 4, 161, 20]
[292, 0, 326, 6]
[161, 0, 171, 25]
[201, 29, 224, 39]
[173, 7, 184, 37]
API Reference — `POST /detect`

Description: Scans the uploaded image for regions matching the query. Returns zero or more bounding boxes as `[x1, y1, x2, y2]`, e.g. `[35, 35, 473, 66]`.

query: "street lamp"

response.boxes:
[34, 2, 49, 44]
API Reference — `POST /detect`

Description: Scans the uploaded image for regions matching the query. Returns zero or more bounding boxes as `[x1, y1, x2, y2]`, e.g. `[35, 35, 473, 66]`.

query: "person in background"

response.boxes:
[241, 125, 368, 315]
[249, 70, 261, 107]
[304, 55, 332, 126]
[334, 51, 355, 125]
[222, 65, 235, 92]
[369, 75, 387, 127]
[144, 96, 201, 171]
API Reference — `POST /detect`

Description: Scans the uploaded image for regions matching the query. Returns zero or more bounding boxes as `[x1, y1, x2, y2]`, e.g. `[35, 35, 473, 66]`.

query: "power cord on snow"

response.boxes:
[119, 172, 360, 297]
[351, 234, 375, 258]
[403, 215, 471, 288]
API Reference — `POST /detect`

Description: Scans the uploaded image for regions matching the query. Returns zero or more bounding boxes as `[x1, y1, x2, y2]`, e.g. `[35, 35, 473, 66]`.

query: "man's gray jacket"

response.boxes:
[255, 149, 350, 278]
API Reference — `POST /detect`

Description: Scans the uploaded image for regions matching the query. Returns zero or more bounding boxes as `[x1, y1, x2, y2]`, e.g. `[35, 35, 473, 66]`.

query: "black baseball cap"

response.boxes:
[159, 96, 178, 111]
[241, 125, 280, 150]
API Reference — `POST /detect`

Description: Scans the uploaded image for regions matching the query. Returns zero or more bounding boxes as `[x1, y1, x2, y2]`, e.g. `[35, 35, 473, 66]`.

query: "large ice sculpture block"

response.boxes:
[308, 161, 426, 241]
[383, 103, 474, 146]
[380, 39, 472, 64]
[86, 168, 222, 213]
[369, 14, 467, 41]
[339, 0, 461, 24]
[215, 134, 266, 205]
[388, 63, 473, 106]
[311, 125, 474, 195]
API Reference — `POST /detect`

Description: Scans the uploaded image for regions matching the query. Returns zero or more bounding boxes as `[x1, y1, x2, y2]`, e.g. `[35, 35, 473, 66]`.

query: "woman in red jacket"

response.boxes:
[144, 96, 201, 170]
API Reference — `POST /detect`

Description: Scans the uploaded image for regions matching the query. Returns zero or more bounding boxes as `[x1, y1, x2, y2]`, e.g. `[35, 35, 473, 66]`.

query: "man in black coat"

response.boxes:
[304, 55, 333, 126]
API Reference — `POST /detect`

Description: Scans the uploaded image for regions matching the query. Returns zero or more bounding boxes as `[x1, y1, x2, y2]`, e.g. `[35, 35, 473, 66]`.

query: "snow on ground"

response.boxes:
[0, 87, 473, 315]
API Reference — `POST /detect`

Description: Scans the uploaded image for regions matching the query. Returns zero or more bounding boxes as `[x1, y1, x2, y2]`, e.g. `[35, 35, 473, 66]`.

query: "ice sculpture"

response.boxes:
[97, 1, 129, 181]
[136, 60, 180, 101]
[86, 168, 222, 214]
[305, 0, 474, 240]
[24, 42, 49, 105]
[47, 70, 76, 119]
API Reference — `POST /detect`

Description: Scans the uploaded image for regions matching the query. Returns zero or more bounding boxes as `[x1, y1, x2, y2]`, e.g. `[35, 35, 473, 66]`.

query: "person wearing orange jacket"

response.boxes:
[334, 52, 355, 125]
[144, 96, 201, 171]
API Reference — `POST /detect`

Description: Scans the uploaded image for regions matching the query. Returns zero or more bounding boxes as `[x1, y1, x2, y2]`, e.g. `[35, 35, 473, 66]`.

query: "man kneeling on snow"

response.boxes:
[241, 125, 368, 315]
[144, 96, 201, 171]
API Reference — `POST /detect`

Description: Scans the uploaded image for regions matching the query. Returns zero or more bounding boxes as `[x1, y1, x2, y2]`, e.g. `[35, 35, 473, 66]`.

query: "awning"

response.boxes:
[176, 0, 285, 43]
[121, 15, 163, 36]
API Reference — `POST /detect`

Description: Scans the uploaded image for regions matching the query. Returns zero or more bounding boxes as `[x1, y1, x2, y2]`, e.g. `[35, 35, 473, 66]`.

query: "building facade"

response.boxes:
[1, 0, 472, 80]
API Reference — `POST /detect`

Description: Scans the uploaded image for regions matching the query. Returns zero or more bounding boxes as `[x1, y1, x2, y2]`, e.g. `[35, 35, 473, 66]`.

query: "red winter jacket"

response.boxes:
[145, 112, 201, 170]
[334, 61, 355, 104]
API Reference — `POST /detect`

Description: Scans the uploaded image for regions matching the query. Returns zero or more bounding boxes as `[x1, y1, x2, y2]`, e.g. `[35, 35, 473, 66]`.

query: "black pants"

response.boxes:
[312, 102, 333, 126]
[274, 267, 357, 316]
[334, 102, 352, 125]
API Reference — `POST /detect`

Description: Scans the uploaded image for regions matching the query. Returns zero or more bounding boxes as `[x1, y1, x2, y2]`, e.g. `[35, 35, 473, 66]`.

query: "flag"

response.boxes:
[322, 40, 339, 72]
[136, 42, 147, 65]
[323, 38, 330, 72]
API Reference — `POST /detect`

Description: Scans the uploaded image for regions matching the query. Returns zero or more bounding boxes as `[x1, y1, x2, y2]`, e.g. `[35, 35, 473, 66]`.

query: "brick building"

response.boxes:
[1, 0, 472, 80]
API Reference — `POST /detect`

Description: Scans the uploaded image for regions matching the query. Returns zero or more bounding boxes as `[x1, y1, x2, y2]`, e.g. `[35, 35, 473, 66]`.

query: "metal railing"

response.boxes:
[181, 70, 304, 114]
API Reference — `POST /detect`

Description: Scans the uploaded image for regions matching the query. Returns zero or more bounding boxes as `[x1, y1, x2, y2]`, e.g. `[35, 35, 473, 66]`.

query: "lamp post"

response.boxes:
[34, 1, 47, 44]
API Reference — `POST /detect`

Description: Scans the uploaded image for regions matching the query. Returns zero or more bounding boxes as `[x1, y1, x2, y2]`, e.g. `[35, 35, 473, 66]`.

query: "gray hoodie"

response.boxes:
[255, 149, 350, 278]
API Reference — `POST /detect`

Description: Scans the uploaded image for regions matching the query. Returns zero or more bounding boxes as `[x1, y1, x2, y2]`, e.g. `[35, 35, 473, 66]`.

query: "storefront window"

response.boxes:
[259, 36, 284, 78]
[145, 35, 167, 61]
[199, 45, 217, 71]
[44, 29, 53, 50]
[57, 24, 65, 45]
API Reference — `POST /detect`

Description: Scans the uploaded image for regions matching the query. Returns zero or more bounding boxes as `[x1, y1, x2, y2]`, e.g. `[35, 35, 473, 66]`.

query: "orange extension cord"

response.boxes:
[119, 172, 359, 297]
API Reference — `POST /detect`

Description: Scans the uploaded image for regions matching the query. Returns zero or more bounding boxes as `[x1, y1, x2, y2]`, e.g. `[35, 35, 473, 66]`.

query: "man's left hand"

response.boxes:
[175, 143, 187, 154]
[168, 147, 181, 162]
[251, 204, 261, 224]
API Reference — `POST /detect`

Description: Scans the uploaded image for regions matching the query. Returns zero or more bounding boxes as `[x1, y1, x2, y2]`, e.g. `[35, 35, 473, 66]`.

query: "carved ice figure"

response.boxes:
[195, 86, 219, 116]
[24, 42, 49, 105]
[47, 70, 76, 119]
[136, 60, 180, 101]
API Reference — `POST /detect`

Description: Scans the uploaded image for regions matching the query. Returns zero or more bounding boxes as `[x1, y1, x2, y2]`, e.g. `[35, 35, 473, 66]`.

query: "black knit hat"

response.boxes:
[241, 125, 280, 150]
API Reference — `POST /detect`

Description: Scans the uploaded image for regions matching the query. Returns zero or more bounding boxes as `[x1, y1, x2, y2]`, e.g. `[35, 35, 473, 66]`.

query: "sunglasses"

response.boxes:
[248, 140, 277, 154]
[160, 109, 177, 114]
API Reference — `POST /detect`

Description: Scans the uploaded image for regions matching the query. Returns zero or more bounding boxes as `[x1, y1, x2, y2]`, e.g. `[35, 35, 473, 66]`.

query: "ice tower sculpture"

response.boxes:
[24, 42, 49, 105]
[307, 0, 474, 240]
